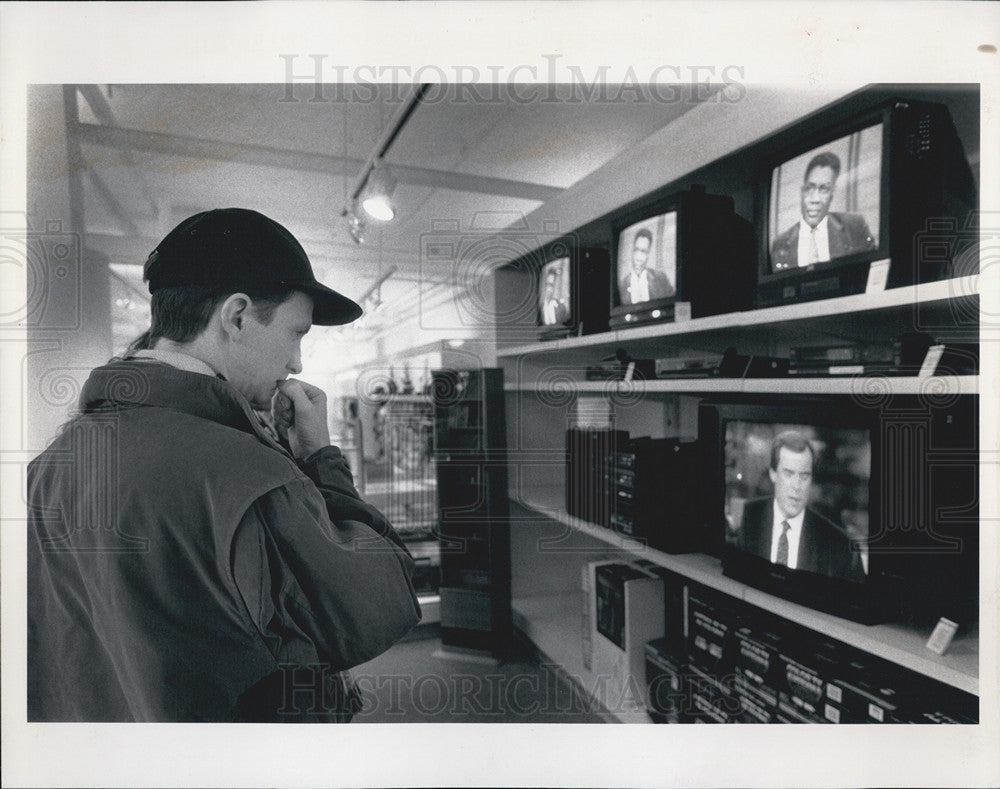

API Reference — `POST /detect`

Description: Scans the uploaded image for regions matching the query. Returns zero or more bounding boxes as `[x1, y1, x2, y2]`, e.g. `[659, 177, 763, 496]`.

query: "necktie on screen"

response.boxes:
[776, 520, 791, 566]
[808, 228, 820, 264]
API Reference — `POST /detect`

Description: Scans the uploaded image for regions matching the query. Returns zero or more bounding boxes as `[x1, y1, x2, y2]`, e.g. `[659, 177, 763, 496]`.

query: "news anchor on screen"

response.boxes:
[539, 264, 569, 326]
[738, 430, 865, 582]
[619, 227, 674, 304]
[771, 152, 877, 270]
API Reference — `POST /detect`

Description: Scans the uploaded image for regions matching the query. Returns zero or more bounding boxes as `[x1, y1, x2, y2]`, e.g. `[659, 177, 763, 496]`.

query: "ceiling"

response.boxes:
[64, 83, 713, 349]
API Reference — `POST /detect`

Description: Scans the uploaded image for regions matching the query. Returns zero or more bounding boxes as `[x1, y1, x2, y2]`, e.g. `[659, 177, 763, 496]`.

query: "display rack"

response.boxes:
[498, 272, 981, 719]
[512, 493, 978, 695]
[434, 368, 513, 657]
[488, 84, 981, 722]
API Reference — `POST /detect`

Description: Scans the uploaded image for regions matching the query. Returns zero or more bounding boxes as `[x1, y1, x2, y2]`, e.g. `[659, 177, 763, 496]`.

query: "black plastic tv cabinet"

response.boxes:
[432, 368, 512, 657]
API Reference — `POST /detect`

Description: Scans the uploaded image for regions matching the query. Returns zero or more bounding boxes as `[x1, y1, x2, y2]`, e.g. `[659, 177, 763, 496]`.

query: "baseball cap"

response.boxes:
[143, 208, 363, 325]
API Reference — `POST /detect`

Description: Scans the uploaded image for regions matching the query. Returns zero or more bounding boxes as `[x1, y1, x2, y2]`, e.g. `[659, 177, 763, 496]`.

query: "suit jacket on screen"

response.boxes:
[541, 298, 570, 325]
[770, 212, 877, 271]
[619, 268, 675, 304]
[738, 496, 865, 582]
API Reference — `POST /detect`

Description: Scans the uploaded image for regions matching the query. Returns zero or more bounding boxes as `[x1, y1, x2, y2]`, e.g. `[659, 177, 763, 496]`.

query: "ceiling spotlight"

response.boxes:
[346, 208, 366, 245]
[360, 161, 397, 222]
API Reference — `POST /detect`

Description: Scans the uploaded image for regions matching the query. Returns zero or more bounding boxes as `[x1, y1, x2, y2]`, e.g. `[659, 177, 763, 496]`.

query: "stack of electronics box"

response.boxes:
[643, 584, 978, 724]
[580, 556, 690, 722]
[566, 429, 702, 553]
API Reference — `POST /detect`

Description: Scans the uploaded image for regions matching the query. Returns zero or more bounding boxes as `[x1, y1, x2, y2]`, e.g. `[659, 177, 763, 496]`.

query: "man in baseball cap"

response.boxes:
[27, 208, 420, 722]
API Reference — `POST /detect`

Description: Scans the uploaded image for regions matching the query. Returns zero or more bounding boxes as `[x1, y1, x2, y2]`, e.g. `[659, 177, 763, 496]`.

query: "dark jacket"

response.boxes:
[619, 268, 675, 304]
[540, 297, 570, 326]
[770, 212, 877, 270]
[738, 497, 865, 582]
[27, 359, 421, 721]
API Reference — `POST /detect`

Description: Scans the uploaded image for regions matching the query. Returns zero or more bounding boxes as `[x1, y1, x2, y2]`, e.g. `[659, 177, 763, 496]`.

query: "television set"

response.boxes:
[609, 186, 755, 329]
[756, 97, 977, 307]
[535, 239, 610, 340]
[698, 396, 978, 626]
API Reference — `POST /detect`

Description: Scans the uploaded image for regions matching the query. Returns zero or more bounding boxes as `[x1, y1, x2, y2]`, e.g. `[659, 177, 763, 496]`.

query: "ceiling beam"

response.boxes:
[75, 85, 160, 217]
[74, 122, 563, 203]
[107, 267, 152, 305]
[86, 170, 142, 238]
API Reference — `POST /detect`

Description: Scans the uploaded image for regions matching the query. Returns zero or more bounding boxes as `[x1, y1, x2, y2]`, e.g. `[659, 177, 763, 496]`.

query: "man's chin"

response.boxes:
[248, 391, 276, 410]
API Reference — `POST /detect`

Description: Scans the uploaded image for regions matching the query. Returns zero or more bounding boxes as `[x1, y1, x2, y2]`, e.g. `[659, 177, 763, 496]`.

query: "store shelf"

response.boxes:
[513, 489, 762, 602]
[496, 276, 979, 360]
[511, 592, 652, 724]
[378, 393, 434, 403]
[504, 375, 978, 396]
[512, 489, 979, 695]
[740, 587, 979, 696]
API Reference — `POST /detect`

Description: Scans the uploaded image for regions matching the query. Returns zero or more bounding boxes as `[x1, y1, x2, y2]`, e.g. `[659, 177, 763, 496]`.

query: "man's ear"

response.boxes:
[218, 293, 252, 340]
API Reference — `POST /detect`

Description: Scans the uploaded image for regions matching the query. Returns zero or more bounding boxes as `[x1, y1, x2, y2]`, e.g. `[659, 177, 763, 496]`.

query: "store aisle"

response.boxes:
[352, 627, 606, 723]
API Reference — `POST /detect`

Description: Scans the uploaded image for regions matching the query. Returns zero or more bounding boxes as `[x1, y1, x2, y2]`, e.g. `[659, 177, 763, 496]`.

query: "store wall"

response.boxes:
[25, 86, 113, 453]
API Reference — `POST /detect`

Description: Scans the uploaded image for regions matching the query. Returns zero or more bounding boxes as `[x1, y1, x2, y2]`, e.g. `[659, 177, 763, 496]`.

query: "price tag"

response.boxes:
[865, 259, 891, 293]
[919, 345, 946, 378]
[926, 617, 959, 655]
[674, 302, 692, 322]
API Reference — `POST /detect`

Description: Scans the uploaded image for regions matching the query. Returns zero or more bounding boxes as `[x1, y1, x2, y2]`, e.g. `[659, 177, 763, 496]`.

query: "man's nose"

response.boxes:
[288, 352, 303, 375]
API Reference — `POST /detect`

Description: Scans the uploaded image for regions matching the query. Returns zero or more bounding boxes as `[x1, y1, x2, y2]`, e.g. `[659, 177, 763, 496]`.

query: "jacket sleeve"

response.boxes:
[232, 446, 422, 672]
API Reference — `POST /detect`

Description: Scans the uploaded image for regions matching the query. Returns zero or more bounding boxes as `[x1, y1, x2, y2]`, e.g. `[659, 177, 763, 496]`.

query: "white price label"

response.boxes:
[926, 617, 959, 655]
[865, 259, 891, 293]
[919, 345, 946, 378]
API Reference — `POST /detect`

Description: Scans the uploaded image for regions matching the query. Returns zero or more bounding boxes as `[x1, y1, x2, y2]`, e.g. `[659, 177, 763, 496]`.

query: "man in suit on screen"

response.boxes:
[540, 265, 570, 326]
[619, 227, 674, 304]
[738, 430, 865, 582]
[770, 151, 877, 270]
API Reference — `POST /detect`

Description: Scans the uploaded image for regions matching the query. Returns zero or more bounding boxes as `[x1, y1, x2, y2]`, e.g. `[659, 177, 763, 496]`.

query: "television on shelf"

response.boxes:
[609, 186, 755, 330]
[698, 396, 978, 626]
[535, 238, 609, 340]
[756, 97, 976, 308]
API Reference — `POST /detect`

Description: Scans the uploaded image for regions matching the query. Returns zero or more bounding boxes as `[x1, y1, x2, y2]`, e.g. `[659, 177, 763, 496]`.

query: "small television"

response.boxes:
[609, 186, 755, 329]
[535, 238, 609, 340]
[699, 396, 978, 626]
[756, 97, 976, 307]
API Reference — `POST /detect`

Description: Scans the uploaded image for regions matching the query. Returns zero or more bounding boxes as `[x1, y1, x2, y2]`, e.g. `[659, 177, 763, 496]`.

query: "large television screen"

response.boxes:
[767, 123, 883, 274]
[537, 256, 571, 327]
[613, 211, 677, 308]
[724, 418, 870, 584]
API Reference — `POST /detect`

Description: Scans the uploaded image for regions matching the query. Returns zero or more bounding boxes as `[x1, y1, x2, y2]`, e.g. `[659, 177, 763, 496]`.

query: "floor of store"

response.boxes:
[351, 626, 606, 723]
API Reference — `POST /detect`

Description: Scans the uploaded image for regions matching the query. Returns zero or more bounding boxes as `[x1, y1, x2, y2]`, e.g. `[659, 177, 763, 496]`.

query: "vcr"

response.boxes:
[606, 437, 703, 553]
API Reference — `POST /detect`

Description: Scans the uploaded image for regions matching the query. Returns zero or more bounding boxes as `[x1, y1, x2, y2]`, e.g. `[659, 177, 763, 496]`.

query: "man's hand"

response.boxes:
[272, 379, 331, 460]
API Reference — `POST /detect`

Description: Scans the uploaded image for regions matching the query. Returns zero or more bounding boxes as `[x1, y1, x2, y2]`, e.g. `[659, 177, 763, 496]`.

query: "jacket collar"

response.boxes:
[79, 358, 288, 453]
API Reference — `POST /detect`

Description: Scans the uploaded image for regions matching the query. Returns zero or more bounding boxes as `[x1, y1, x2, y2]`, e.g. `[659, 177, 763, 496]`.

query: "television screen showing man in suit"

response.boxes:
[768, 124, 882, 272]
[615, 212, 677, 306]
[538, 257, 570, 326]
[724, 422, 869, 583]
